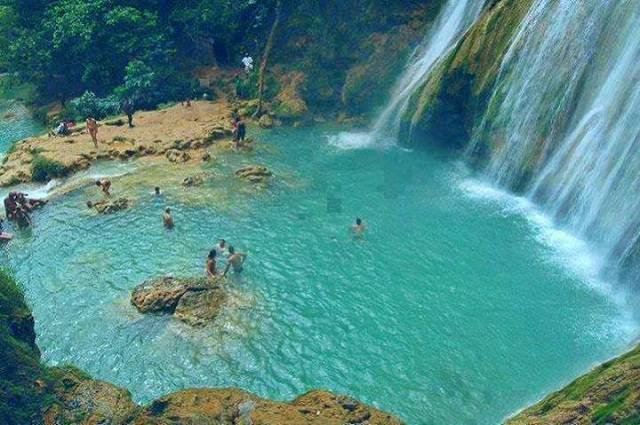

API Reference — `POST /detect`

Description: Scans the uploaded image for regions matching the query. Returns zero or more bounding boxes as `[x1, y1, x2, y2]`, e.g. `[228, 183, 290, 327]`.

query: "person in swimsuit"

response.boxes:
[352, 217, 366, 236]
[223, 246, 247, 277]
[162, 207, 174, 229]
[86, 117, 99, 148]
[205, 249, 217, 278]
[96, 179, 111, 196]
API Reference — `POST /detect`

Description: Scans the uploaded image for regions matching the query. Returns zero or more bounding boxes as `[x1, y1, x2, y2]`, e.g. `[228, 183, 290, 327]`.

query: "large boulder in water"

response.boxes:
[131, 276, 191, 313]
[131, 276, 227, 327]
[174, 286, 227, 327]
[88, 197, 129, 214]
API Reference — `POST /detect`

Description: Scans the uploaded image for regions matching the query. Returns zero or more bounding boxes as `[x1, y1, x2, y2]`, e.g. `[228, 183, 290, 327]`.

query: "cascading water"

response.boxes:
[330, 0, 485, 149]
[470, 0, 640, 286]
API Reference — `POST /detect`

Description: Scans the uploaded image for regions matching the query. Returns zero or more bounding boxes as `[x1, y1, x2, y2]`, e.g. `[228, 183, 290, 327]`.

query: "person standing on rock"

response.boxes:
[121, 98, 135, 128]
[162, 207, 174, 229]
[205, 249, 218, 278]
[86, 117, 99, 148]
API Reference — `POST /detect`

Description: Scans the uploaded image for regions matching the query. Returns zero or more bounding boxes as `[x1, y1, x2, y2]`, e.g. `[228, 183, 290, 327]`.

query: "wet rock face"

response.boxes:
[131, 276, 226, 327]
[88, 197, 129, 214]
[234, 165, 273, 184]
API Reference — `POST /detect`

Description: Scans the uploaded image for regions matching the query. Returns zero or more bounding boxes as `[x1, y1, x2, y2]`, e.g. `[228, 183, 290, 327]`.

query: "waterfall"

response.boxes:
[330, 0, 485, 150]
[471, 0, 640, 285]
[369, 0, 486, 146]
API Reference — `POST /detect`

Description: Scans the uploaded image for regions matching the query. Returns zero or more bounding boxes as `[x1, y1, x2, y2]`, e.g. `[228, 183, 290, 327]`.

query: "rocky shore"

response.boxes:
[0, 101, 234, 187]
[0, 271, 404, 424]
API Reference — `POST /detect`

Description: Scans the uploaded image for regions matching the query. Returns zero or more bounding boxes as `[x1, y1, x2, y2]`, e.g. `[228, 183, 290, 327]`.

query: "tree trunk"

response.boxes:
[255, 0, 282, 117]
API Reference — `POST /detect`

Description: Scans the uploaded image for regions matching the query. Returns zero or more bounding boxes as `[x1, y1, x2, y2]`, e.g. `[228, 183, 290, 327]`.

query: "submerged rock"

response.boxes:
[87, 197, 129, 214]
[131, 276, 226, 327]
[234, 165, 272, 184]
[182, 172, 211, 187]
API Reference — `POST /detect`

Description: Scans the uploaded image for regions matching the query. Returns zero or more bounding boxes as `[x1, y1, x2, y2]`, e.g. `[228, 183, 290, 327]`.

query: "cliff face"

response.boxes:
[506, 344, 640, 425]
[399, 0, 534, 148]
[0, 270, 403, 425]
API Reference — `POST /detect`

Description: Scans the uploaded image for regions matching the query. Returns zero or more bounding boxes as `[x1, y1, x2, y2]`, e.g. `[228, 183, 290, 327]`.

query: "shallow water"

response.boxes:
[1, 118, 638, 424]
[0, 98, 43, 156]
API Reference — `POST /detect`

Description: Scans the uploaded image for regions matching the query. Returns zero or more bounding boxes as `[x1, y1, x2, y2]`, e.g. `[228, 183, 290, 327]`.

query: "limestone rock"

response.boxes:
[165, 149, 191, 163]
[182, 172, 211, 187]
[174, 286, 227, 327]
[234, 165, 272, 184]
[131, 276, 226, 327]
[89, 198, 129, 214]
[131, 276, 190, 314]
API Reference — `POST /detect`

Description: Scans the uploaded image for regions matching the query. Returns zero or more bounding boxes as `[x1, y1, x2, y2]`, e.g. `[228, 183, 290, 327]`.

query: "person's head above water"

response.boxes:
[165, 207, 171, 214]
[208, 249, 216, 259]
[86, 201, 93, 208]
[228, 246, 235, 254]
[155, 186, 160, 195]
[219, 239, 226, 247]
[356, 218, 362, 225]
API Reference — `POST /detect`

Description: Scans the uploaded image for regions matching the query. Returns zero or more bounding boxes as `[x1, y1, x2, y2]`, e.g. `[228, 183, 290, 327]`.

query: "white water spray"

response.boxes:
[471, 0, 640, 285]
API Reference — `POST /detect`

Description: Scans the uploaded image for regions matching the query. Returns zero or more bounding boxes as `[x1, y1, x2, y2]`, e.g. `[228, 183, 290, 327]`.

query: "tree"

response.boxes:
[256, 0, 282, 116]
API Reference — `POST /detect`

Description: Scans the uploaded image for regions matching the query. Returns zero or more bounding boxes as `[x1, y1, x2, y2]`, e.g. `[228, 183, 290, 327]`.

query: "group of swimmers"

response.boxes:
[206, 239, 248, 279]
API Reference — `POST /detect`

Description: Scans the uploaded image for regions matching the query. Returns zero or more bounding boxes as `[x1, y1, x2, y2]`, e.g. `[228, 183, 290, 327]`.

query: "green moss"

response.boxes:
[401, 0, 536, 149]
[507, 344, 640, 425]
[31, 155, 71, 182]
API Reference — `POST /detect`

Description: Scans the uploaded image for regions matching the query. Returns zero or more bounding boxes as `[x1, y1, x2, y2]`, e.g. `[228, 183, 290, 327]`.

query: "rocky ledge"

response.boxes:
[131, 276, 227, 327]
[0, 101, 233, 187]
[1, 270, 403, 424]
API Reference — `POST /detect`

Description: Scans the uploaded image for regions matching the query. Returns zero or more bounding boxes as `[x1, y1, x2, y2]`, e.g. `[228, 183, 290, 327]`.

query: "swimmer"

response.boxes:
[352, 217, 366, 235]
[162, 207, 175, 229]
[96, 179, 111, 196]
[216, 239, 228, 256]
[154, 186, 161, 196]
[205, 249, 217, 278]
[223, 246, 247, 276]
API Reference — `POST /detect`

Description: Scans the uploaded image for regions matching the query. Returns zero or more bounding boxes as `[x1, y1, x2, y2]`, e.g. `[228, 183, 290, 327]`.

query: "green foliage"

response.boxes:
[0, 269, 47, 425]
[67, 91, 120, 120]
[31, 155, 70, 182]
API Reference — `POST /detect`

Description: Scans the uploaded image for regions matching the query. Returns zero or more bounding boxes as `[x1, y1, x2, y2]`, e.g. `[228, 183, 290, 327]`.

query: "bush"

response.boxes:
[31, 155, 70, 182]
[67, 91, 120, 121]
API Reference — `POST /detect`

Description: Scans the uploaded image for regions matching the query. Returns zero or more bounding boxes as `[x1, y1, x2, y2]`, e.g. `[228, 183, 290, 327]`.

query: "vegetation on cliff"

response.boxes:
[400, 0, 534, 149]
[507, 344, 640, 425]
[0, 0, 449, 121]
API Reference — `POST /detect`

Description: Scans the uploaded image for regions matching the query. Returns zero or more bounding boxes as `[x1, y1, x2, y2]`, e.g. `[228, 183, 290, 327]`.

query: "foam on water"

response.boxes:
[458, 176, 638, 340]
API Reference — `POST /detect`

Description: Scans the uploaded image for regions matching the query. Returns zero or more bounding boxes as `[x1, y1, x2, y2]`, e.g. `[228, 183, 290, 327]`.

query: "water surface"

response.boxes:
[0, 119, 637, 424]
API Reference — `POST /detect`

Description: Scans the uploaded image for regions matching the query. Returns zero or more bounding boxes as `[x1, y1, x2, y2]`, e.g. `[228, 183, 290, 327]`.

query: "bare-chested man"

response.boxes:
[223, 246, 247, 276]
[162, 207, 174, 229]
[86, 117, 99, 148]
[352, 217, 366, 236]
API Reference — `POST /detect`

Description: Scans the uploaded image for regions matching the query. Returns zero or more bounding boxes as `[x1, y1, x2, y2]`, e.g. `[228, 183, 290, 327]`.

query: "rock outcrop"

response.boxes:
[234, 165, 272, 184]
[1, 270, 404, 424]
[0, 101, 233, 187]
[88, 197, 129, 214]
[131, 276, 226, 327]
